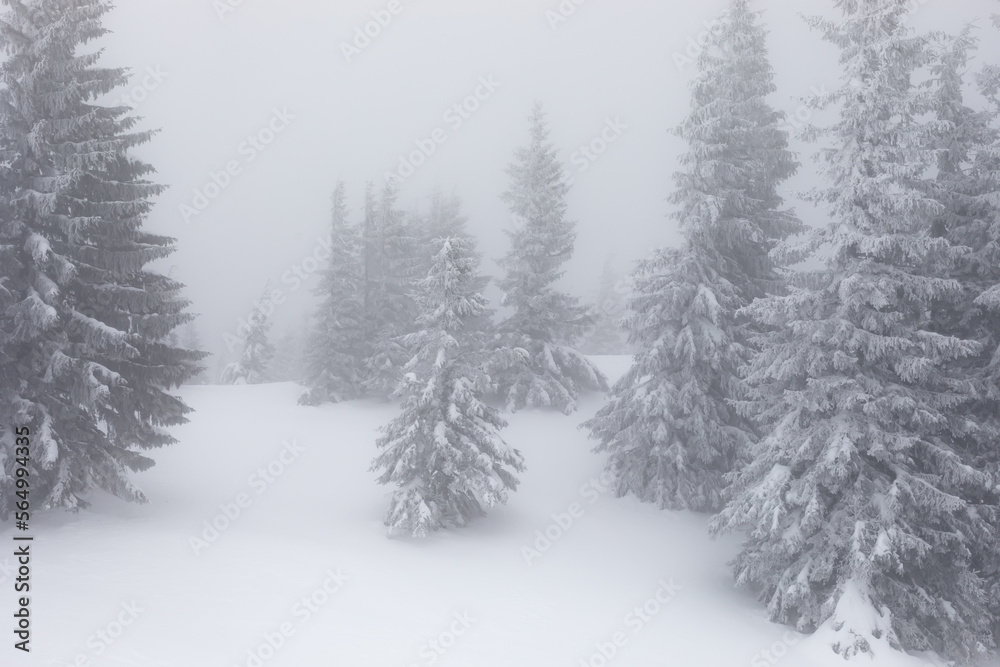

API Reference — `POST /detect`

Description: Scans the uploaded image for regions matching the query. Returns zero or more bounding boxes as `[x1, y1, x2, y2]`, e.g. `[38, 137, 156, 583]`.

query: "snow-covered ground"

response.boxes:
[1, 357, 958, 666]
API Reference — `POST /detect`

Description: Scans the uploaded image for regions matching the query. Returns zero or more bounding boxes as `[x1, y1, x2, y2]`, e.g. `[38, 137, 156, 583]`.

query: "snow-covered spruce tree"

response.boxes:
[584, 0, 799, 513]
[974, 17, 1000, 649]
[270, 327, 305, 383]
[416, 190, 487, 296]
[299, 182, 367, 404]
[363, 180, 421, 399]
[493, 102, 607, 414]
[371, 237, 524, 537]
[927, 28, 1000, 468]
[980, 14, 1000, 107]
[179, 321, 209, 385]
[580, 254, 628, 355]
[221, 291, 275, 385]
[711, 3, 997, 662]
[423, 188, 471, 243]
[407, 188, 472, 280]
[0, 0, 203, 513]
[925, 27, 1000, 647]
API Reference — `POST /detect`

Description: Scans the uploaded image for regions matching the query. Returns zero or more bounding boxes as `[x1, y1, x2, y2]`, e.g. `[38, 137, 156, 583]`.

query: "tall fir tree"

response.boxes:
[584, 0, 799, 512]
[221, 290, 275, 385]
[580, 254, 629, 355]
[416, 190, 487, 297]
[711, 2, 997, 662]
[927, 28, 1000, 469]
[371, 237, 524, 537]
[424, 188, 470, 242]
[925, 26, 1000, 649]
[361, 180, 380, 343]
[363, 180, 420, 398]
[979, 13, 1000, 106]
[270, 326, 305, 383]
[300, 182, 367, 404]
[179, 321, 209, 385]
[0, 0, 203, 513]
[411, 188, 473, 279]
[494, 102, 607, 415]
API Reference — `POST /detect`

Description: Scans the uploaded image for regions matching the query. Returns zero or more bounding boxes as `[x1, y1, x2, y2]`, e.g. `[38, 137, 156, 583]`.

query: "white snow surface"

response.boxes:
[0, 357, 964, 666]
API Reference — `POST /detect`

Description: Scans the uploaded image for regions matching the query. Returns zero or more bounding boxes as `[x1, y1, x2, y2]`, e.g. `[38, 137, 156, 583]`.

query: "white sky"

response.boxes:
[95, 0, 1000, 369]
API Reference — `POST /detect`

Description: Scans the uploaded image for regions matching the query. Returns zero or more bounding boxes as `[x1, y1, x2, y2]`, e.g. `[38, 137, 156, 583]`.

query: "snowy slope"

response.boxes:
[0, 357, 961, 666]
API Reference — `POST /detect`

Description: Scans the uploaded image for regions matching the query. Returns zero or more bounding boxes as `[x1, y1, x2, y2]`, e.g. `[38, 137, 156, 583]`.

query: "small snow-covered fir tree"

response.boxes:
[371, 237, 524, 537]
[712, 2, 997, 662]
[494, 102, 607, 414]
[0, 0, 203, 513]
[584, 0, 799, 512]
[580, 255, 629, 355]
[300, 182, 367, 404]
[222, 291, 275, 385]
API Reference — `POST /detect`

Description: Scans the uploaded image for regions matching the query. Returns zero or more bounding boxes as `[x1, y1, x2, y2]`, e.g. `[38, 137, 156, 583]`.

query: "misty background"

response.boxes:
[96, 0, 1000, 372]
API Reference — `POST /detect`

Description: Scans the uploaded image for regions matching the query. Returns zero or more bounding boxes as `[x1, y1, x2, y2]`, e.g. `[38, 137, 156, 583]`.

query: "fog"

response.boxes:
[96, 0, 1000, 371]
